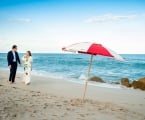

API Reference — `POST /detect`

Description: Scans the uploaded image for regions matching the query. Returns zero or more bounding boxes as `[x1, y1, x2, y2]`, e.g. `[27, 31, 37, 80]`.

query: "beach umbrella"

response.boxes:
[62, 42, 124, 101]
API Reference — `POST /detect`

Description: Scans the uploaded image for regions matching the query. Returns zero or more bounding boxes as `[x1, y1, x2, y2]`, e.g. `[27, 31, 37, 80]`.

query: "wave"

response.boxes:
[1, 53, 145, 89]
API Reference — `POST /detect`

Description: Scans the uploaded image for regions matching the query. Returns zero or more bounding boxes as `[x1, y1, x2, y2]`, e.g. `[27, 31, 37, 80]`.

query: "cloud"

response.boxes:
[85, 14, 136, 23]
[9, 18, 32, 23]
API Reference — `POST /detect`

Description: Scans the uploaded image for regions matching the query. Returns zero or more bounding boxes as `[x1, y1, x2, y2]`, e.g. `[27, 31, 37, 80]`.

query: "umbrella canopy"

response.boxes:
[62, 42, 124, 61]
[62, 42, 124, 101]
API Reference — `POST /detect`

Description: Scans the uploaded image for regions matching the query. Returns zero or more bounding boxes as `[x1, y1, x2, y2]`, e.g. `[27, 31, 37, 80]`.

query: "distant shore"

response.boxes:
[0, 69, 145, 120]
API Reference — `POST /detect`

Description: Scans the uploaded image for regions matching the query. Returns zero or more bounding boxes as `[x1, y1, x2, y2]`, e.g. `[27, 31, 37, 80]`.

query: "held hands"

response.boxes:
[24, 55, 26, 58]
[8, 65, 11, 69]
[8, 64, 22, 69]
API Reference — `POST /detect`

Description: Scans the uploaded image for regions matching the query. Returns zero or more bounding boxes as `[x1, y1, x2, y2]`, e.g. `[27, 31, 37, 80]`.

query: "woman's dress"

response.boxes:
[22, 56, 32, 84]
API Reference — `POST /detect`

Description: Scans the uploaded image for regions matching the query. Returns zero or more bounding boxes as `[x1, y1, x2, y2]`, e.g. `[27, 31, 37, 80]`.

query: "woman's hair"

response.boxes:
[27, 51, 32, 56]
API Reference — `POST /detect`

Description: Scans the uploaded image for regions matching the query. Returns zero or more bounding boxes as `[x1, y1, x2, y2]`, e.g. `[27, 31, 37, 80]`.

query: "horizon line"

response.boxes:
[0, 52, 145, 55]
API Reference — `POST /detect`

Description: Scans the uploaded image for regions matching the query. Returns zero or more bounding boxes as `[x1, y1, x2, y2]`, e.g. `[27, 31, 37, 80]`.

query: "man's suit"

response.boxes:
[7, 51, 21, 83]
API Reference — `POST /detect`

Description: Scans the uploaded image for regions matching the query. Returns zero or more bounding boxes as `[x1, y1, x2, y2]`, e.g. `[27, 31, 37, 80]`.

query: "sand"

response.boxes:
[0, 69, 145, 120]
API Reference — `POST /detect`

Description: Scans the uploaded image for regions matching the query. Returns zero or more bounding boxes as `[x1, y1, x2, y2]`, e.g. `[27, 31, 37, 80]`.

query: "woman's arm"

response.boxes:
[30, 62, 32, 71]
[29, 57, 33, 71]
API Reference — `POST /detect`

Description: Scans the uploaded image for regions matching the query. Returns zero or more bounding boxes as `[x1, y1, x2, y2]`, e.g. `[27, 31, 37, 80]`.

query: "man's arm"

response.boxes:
[16, 52, 21, 64]
[7, 51, 11, 66]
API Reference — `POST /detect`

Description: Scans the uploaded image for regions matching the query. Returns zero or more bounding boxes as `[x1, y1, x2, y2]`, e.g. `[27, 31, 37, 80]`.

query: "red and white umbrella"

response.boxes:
[62, 42, 124, 101]
[62, 42, 124, 61]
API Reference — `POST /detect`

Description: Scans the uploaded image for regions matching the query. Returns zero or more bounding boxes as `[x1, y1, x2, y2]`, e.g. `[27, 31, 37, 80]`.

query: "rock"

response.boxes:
[131, 81, 145, 90]
[131, 77, 145, 90]
[121, 78, 131, 87]
[138, 77, 145, 84]
[89, 76, 105, 83]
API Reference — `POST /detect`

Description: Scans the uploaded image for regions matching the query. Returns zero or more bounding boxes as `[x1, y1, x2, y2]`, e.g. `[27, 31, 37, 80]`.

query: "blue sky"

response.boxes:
[0, 0, 145, 53]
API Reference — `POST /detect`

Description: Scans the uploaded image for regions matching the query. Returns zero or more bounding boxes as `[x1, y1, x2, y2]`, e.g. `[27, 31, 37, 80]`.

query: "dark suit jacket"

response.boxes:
[7, 51, 21, 66]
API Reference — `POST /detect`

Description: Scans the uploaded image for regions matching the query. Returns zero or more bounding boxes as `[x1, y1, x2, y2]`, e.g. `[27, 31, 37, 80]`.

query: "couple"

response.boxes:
[7, 45, 33, 85]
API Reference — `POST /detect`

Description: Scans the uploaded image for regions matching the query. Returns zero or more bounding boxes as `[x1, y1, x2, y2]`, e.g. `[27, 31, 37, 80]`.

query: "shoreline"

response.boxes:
[0, 69, 145, 100]
[0, 69, 145, 120]
[1, 53, 145, 86]
[0, 68, 124, 89]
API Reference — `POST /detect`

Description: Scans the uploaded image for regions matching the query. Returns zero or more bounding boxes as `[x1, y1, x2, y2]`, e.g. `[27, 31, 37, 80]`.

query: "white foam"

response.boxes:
[16, 69, 123, 89]
[79, 74, 87, 80]
[31, 70, 65, 80]
[66, 78, 122, 89]
[88, 82, 122, 89]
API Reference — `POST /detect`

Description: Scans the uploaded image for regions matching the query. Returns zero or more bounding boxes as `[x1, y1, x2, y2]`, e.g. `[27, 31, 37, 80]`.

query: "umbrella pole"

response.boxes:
[82, 55, 94, 102]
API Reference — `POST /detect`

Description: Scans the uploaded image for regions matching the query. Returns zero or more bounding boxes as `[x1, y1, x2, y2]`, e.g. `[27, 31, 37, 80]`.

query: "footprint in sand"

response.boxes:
[111, 108, 115, 111]
[44, 103, 48, 106]
[98, 107, 103, 111]
[79, 114, 85, 117]
[33, 110, 37, 113]
[12, 114, 17, 117]
[43, 106, 47, 109]
[56, 104, 62, 108]
[63, 100, 68, 103]
[63, 112, 68, 116]
[66, 108, 71, 111]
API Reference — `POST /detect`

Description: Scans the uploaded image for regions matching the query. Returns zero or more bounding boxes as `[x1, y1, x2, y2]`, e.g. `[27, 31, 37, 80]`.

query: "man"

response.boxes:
[7, 45, 21, 84]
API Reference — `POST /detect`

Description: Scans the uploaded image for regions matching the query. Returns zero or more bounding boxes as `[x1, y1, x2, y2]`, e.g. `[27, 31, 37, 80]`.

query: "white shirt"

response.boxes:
[12, 51, 16, 62]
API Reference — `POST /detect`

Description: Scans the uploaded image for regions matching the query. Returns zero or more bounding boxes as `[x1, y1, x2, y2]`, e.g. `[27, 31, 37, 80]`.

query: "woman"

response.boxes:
[22, 51, 33, 85]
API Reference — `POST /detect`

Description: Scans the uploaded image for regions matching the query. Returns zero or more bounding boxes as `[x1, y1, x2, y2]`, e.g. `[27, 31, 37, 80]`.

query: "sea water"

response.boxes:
[0, 53, 145, 88]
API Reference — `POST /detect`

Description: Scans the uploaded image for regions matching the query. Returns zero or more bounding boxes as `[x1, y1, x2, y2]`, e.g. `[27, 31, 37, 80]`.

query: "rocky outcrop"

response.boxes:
[121, 77, 145, 90]
[89, 76, 105, 83]
[131, 81, 145, 90]
[138, 77, 145, 84]
[121, 78, 131, 87]
[131, 77, 145, 90]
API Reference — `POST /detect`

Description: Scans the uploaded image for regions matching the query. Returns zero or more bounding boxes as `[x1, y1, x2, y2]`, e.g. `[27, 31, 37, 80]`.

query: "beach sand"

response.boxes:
[0, 69, 145, 120]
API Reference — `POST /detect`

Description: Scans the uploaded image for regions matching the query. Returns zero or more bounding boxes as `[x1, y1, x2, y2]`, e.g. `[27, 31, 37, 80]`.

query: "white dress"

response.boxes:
[22, 56, 33, 85]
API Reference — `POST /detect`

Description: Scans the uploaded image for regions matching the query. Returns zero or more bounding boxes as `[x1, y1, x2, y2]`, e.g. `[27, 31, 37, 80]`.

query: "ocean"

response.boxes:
[0, 53, 145, 88]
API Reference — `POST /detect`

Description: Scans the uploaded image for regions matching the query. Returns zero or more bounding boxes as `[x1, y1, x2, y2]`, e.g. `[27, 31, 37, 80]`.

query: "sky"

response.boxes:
[0, 0, 145, 53]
